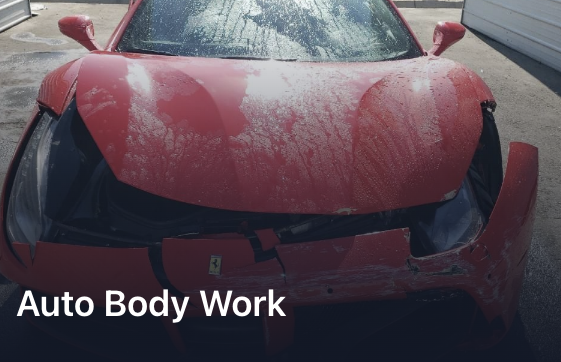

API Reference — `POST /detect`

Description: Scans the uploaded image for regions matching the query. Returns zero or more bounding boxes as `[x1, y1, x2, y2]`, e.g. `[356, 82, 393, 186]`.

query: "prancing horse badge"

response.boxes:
[209, 255, 222, 275]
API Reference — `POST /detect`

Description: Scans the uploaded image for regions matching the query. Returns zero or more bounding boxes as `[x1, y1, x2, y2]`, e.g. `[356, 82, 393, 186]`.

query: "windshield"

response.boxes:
[118, 0, 422, 62]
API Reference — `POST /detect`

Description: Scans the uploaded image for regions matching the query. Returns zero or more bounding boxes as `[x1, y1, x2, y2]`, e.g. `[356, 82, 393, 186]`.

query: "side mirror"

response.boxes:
[58, 15, 102, 51]
[429, 21, 466, 56]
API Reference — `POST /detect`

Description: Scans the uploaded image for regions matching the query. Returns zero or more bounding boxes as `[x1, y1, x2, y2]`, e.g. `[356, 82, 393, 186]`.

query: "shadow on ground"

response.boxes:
[467, 28, 561, 97]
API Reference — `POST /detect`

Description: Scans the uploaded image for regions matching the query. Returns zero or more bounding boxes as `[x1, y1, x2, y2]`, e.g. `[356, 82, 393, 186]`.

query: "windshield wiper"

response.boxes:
[120, 48, 177, 56]
[218, 56, 298, 61]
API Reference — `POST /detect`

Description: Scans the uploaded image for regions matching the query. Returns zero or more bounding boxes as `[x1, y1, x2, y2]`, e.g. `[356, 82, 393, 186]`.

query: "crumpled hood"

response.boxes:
[75, 52, 483, 214]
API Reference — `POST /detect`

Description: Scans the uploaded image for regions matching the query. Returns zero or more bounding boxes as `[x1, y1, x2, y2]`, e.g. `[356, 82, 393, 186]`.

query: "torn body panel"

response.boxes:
[276, 229, 411, 303]
[268, 142, 535, 327]
[404, 142, 537, 334]
[0, 143, 538, 351]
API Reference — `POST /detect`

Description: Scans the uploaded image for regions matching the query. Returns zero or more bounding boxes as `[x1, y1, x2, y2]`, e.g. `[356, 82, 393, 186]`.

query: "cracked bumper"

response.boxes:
[0, 142, 538, 353]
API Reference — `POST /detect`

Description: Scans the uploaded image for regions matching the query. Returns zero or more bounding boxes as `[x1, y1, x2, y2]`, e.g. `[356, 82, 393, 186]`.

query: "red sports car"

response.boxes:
[0, 0, 538, 359]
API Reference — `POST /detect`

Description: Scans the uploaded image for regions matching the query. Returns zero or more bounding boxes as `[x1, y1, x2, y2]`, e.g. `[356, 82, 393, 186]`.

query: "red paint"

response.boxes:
[0, 0, 537, 354]
[58, 15, 102, 51]
[163, 236, 285, 302]
[0, 143, 539, 351]
[162, 238, 255, 292]
[429, 21, 467, 56]
[11, 242, 32, 268]
[255, 229, 281, 251]
[1, 241, 163, 305]
[277, 229, 411, 303]
[75, 52, 485, 214]
[460, 64, 496, 106]
[37, 59, 82, 115]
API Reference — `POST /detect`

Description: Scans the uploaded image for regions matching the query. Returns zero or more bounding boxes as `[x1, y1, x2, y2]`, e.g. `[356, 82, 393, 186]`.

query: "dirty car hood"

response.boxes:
[75, 52, 483, 214]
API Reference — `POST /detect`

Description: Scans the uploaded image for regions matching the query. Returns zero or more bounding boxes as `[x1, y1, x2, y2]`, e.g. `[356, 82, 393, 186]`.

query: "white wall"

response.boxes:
[0, 0, 31, 33]
[462, 0, 561, 73]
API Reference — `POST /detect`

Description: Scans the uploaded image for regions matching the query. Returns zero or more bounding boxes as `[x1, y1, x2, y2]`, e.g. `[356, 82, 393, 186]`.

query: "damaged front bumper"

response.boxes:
[0, 142, 538, 355]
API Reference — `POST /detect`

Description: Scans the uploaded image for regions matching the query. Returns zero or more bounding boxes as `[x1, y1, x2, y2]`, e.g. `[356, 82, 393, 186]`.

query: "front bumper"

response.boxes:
[0, 142, 538, 355]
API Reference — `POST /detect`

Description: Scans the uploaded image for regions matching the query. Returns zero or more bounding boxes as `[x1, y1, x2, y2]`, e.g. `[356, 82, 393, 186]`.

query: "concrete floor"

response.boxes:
[0, 4, 560, 361]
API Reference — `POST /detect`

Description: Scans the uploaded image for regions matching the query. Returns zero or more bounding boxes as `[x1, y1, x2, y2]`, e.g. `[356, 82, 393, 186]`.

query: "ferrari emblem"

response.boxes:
[209, 255, 222, 275]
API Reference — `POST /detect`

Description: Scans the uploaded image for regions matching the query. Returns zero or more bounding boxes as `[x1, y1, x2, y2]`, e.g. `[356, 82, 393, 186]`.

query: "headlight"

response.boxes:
[413, 178, 484, 254]
[6, 111, 57, 255]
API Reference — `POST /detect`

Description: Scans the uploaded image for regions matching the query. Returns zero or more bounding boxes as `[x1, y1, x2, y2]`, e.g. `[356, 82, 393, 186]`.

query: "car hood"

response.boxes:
[75, 52, 483, 214]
